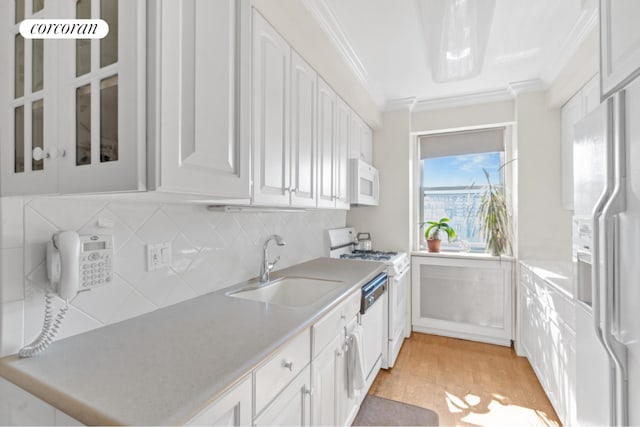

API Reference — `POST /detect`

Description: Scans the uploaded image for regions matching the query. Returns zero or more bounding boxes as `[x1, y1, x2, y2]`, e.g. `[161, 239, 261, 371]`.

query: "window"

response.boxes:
[418, 128, 506, 252]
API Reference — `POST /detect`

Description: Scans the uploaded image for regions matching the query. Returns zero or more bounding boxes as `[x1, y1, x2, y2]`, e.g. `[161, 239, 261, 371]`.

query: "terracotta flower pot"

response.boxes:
[427, 239, 441, 253]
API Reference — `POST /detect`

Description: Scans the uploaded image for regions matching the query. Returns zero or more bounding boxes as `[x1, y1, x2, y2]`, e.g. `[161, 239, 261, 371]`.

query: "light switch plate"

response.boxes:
[147, 242, 172, 271]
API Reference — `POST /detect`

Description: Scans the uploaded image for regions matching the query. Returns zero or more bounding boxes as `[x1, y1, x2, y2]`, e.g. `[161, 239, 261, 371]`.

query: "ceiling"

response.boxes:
[305, 0, 598, 108]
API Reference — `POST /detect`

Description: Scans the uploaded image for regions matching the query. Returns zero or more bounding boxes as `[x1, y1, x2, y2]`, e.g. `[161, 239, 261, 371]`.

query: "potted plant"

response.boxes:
[423, 217, 456, 253]
[477, 169, 511, 256]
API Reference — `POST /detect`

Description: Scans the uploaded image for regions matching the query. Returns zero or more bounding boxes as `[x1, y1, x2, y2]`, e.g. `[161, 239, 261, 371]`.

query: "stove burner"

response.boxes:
[353, 250, 398, 256]
[340, 249, 398, 261]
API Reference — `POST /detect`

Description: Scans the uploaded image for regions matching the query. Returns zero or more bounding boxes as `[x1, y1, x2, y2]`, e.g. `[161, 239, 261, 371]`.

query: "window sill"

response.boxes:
[411, 250, 515, 262]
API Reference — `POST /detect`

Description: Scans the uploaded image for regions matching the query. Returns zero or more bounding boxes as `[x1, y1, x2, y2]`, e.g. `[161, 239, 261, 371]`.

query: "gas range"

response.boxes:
[340, 250, 398, 261]
[327, 227, 411, 370]
[327, 228, 409, 277]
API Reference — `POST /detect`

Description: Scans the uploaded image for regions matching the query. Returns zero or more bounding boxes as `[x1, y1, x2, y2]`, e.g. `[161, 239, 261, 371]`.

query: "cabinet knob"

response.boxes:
[340, 313, 346, 320]
[282, 360, 294, 371]
[304, 387, 313, 396]
[32, 147, 49, 161]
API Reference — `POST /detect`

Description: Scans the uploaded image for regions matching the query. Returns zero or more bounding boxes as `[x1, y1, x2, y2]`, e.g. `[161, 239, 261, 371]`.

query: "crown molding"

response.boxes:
[303, 0, 385, 107]
[541, 7, 598, 84]
[411, 88, 514, 112]
[384, 97, 417, 112]
[507, 79, 547, 96]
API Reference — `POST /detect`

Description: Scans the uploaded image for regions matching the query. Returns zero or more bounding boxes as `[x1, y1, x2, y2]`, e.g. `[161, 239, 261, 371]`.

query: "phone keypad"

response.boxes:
[80, 253, 113, 289]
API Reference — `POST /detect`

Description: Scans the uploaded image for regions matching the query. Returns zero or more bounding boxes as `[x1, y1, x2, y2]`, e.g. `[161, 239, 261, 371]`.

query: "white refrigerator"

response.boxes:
[574, 76, 640, 426]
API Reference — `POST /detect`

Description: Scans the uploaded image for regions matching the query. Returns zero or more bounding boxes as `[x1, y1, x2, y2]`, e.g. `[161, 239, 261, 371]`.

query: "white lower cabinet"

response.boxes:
[311, 331, 358, 427]
[519, 263, 576, 426]
[310, 290, 361, 426]
[311, 335, 342, 427]
[255, 365, 311, 427]
[0, 378, 83, 426]
[186, 376, 252, 426]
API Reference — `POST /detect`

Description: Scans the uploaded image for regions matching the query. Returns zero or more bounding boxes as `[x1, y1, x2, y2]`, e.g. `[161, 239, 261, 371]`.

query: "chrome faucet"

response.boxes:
[260, 234, 286, 283]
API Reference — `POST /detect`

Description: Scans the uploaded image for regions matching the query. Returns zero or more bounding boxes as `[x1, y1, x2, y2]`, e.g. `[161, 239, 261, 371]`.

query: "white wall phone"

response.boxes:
[19, 231, 114, 358]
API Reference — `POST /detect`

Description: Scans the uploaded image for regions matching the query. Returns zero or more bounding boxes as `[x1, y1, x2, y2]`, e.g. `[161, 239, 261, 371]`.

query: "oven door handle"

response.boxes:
[392, 266, 410, 283]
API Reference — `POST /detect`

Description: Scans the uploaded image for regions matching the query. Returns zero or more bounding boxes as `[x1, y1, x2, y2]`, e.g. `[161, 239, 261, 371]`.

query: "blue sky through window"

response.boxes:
[422, 152, 502, 188]
[420, 151, 504, 251]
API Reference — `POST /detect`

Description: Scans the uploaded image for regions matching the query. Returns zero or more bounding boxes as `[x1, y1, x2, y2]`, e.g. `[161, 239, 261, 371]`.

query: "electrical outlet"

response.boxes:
[147, 242, 172, 271]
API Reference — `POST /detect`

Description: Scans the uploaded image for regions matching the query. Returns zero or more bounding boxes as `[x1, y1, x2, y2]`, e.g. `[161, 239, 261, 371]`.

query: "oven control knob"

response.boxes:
[368, 296, 375, 305]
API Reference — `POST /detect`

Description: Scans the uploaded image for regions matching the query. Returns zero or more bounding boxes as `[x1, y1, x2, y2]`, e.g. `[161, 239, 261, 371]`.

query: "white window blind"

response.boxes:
[419, 127, 505, 159]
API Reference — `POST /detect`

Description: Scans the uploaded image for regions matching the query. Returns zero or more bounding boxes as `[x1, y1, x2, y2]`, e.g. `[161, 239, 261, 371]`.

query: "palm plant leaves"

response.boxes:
[478, 169, 511, 256]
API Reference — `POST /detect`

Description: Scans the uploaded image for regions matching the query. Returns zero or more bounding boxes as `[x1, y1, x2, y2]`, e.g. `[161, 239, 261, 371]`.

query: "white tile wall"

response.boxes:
[0, 196, 346, 357]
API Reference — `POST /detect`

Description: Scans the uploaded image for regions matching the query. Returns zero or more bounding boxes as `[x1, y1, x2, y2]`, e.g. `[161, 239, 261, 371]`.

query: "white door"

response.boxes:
[252, 11, 290, 206]
[349, 113, 362, 160]
[335, 98, 350, 209]
[1, 0, 58, 195]
[58, 0, 145, 194]
[619, 77, 640, 426]
[310, 334, 341, 426]
[360, 295, 384, 381]
[560, 92, 583, 210]
[316, 78, 336, 208]
[255, 365, 311, 427]
[361, 125, 373, 164]
[290, 51, 317, 208]
[185, 375, 252, 426]
[154, 0, 251, 198]
[600, 0, 640, 98]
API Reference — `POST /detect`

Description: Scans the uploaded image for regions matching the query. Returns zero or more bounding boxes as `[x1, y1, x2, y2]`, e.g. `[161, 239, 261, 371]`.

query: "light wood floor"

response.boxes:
[369, 333, 560, 427]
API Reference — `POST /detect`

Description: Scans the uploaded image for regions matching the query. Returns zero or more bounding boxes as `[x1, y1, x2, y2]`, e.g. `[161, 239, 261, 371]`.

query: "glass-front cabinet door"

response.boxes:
[1, 0, 145, 196]
[1, 0, 58, 195]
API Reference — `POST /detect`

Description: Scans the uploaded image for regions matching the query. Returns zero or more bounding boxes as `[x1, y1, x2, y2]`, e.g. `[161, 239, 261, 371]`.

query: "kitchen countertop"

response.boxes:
[0, 257, 385, 426]
[520, 259, 574, 297]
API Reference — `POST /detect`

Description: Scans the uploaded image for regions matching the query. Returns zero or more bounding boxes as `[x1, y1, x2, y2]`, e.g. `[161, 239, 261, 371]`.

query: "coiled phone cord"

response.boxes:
[18, 291, 69, 358]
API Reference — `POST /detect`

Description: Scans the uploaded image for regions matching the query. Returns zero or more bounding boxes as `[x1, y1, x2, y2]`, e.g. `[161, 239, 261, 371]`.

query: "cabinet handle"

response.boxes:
[340, 313, 346, 320]
[282, 360, 294, 371]
[304, 387, 313, 396]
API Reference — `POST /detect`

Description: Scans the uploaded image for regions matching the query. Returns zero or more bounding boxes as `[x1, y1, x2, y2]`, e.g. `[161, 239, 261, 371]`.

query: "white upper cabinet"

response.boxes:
[151, 0, 251, 199]
[361, 125, 373, 164]
[335, 98, 350, 209]
[348, 114, 373, 164]
[561, 74, 600, 211]
[252, 11, 291, 206]
[317, 78, 336, 208]
[600, 0, 640, 98]
[561, 92, 584, 211]
[1, 0, 145, 196]
[252, 13, 320, 208]
[290, 51, 318, 208]
[582, 74, 601, 115]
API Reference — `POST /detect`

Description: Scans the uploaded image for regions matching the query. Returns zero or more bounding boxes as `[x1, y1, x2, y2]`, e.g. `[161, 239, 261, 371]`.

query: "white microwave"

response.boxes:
[350, 159, 379, 206]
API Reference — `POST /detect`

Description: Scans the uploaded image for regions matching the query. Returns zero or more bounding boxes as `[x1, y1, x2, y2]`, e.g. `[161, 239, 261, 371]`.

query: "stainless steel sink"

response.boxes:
[228, 277, 344, 307]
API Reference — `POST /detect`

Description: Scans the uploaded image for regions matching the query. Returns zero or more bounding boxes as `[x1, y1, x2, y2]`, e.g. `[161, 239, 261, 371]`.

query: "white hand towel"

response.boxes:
[347, 326, 366, 398]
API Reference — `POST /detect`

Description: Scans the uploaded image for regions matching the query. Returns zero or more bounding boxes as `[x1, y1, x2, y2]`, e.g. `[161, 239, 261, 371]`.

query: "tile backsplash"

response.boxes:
[0, 197, 346, 357]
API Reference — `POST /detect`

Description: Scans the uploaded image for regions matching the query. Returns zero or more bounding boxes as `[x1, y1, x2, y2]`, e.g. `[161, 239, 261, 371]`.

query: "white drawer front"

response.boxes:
[255, 328, 311, 415]
[312, 291, 360, 358]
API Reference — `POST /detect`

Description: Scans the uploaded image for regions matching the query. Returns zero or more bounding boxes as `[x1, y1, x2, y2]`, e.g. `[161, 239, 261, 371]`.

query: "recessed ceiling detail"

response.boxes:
[304, 0, 598, 109]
